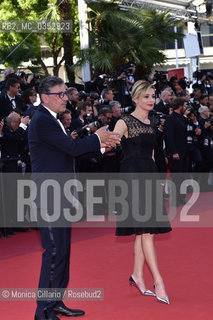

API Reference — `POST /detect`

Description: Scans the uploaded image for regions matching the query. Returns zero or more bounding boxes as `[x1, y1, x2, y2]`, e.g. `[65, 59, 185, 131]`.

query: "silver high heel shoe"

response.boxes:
[153, 284, 170, 304]
[129, 275, 155, 296]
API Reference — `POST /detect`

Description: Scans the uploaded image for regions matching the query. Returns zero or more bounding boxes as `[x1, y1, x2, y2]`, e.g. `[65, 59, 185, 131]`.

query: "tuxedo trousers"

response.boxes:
[36, 225, 71, 314]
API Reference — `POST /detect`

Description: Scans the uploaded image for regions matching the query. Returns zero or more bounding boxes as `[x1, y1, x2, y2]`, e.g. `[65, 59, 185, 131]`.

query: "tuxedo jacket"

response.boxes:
[0, 125, 27, 158]
[165, 111, 188, 157]
[71, 117, 84, 130]
[154, 101, 171, 115]
[0, 93, 25, 119]
[66, 101, 78, 119]
[28, 104, 100, 173]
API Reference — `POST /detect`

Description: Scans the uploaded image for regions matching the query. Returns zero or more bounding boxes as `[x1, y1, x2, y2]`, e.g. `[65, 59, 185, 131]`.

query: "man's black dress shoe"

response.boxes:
[53, 304, 85, 317]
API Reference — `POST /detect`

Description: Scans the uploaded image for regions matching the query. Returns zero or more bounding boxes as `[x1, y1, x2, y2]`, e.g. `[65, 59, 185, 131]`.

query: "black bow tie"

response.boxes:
[56, 114, 60, 120]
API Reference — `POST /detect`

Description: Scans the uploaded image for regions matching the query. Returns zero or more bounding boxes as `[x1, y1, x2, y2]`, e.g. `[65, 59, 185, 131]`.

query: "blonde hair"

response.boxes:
[131, 80, 155, 101]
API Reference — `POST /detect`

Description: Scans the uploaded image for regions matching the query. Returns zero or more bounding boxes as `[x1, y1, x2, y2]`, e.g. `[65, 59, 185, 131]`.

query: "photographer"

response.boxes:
[197, 106, 211, 133]
[184, 107, 202, 172]
[59, 109, 78, 140]
[91, 106, 121, 172]
[0, 67, 15, 94]
[168, 76, 178, 95]
[179, 90, 192, 107]
[101, 88, 114, 102]
[18, 72, 35, 92]
[21, 88, 37, 117]
[0, 111, 29, 173]
[154, 88, 173, 115]
[209, 93, 213, 116]
[193, 71, 212, 95]
[108, 100, 122, 131]
[201, 118, 213, 173]
[85, 73, 108, 95]
[0, 77, 25, 119]
[117, 62, 138, 107]
[152, 71, 169, 96]
[71, 101, 93, 131]
[66, 87, 79, 119]
[154, 115, 168, 174]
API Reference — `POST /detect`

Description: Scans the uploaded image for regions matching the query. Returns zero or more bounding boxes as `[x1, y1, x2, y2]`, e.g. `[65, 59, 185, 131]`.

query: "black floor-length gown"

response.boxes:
[116, 114, 172, 236]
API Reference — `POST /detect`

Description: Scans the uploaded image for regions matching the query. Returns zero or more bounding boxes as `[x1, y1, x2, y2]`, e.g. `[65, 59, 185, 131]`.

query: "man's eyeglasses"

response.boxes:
[44, 92, 68, 99]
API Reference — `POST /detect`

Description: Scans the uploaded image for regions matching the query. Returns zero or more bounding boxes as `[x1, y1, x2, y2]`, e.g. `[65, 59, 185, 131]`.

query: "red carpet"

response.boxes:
[0, 199, 213, 319]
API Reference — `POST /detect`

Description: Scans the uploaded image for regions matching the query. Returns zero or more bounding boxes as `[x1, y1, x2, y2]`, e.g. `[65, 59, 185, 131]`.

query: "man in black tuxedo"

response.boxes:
[154, 89, 173, 115]
[28, 76, 120, 320]
[66, 87, 79, 119]
[0, 78, 25, 119]
[71, 102, 93, 131]
[0, 111, 29, 172]
[165, 97, 188, 205]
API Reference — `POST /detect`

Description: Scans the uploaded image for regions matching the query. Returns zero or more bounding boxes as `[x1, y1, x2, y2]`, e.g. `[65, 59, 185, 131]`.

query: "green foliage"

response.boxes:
[75, 0, 183, 75]
[0, 44, 39, 69]
[0, 0, 79, 76]
[70, 0, 80, 54]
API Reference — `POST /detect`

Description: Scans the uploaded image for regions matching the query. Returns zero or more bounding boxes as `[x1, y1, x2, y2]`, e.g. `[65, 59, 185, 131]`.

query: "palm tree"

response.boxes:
[75, 0, 182, 76]
[40, 0, 79, 81]
[57, 0, 75, 83]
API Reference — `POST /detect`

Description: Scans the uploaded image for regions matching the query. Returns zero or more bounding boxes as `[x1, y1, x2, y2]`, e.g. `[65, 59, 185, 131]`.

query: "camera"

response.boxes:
[15, 72, 25, 78]
[153, 71, 168, 83]
[78, 91, 90, 101]
[98, 98, 110, 105]
[89, 119, 102, 130]
[75, 126, 92, 139]
[193, 71, 204, 80]
[121, 106, 135, 114]
[26, 73, 40, 79]
[33, 74, 40, 79]
[149, 110, 167, 128]
[186, 107, 195, 117]
[83, 113, 93, 124]
[75, 119, 103, 139]
[90, 92, 99, 100]
[118, 63, 135, 78]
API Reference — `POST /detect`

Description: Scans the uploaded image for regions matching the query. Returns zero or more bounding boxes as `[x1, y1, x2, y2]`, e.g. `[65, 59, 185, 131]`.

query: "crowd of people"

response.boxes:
[0, 66, 213, 237]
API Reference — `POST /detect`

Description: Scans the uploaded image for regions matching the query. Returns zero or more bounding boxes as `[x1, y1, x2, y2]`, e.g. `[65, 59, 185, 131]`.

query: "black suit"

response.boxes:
[154, 101, 171, 115]
[0, 93, 25, 119]
[0, 123, 28, 237]
[71, 117, 84, 131]
[66, 101, 78, 119]
[0, 124, 27, 172]
[165, 111, 188, 160]
[165, 111, 188, 203]
[28, 104, 100, 318]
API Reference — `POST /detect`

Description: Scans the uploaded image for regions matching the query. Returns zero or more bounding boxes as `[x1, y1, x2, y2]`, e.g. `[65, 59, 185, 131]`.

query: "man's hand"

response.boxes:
[172, 153, 180, 160]
[27, 73, 34, 84]
[204, 121, 211, 129]
[21, 116, 30, 126]
[184, 109, 191, 116]
[88, 123, 97, 133]
[71, 130, 78, 140]
[96, 126, 121, 148]
[195, 128, 201, 136]
[117, 72, 126, 80]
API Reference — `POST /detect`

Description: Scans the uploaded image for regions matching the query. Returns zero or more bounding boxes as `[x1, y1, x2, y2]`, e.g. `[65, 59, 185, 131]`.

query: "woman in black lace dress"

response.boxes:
[114, 80, 171, 304]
